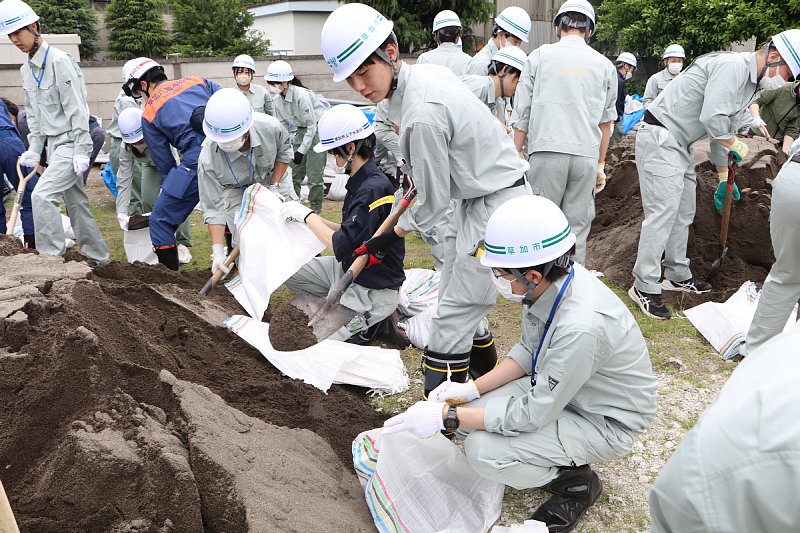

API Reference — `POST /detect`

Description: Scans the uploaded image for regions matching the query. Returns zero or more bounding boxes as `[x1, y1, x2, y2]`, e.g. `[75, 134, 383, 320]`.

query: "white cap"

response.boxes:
[492, 46, 527, 72]
[662, 44, 685, 59]
[481, 195, 576, 269]
[433, 10, 461, 32]
[552, 0, 595, 33]
[495, 6, 531, 43]
[264, 60, 294, 82]
[321, 3, 395, 82]
[313, 104, 374, 153]
[0, 0, 37, 36]
[773, 29, 800, 79]
[123, 57, 162, 82]
[616, 52, 637, 68]
[118, 107, 144, 144]
[232, 54, 256, 71]
[202, 88, 254, 143]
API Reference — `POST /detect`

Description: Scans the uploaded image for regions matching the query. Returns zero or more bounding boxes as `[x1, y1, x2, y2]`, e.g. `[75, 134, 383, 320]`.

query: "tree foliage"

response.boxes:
[348, 0, 495, 53]
[30, 0, 99, 60]
[168, 0, 269, 57]
[106, 0, 171, 60]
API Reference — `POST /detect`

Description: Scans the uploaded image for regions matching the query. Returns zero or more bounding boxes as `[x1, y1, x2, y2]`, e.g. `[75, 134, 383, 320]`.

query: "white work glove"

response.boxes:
[750, 116, 770, 138]
[281, 200, 313, 223]
[382, 401, 445, 438]
[428, 380, 480, 405]
[267, 182, 285, 202]
[595, 162, 607, 194]
[73, 154, 90, 176]
[210, 244, 231, 276]
[19, 151, 40, 168]
[116, 213, 130, 231]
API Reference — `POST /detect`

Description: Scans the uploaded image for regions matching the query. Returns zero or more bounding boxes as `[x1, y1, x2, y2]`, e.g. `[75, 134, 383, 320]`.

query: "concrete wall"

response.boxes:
[0, 34, 82, 65]
[252, 12, 297, 54]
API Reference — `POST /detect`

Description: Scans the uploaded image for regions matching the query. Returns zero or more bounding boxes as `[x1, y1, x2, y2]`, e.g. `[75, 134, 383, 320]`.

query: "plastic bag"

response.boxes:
[398, 268, 440, 316]
[353, 428, 505, 533]
[100, 162, 118, 198]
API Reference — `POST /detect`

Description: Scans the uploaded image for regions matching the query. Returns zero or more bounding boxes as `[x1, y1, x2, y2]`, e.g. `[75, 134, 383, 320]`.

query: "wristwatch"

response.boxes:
[443, 405, 460, 431]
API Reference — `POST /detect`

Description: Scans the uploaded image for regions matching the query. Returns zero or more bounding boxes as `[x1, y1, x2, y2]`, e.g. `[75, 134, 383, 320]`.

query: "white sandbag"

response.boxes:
[400, 306, 437, 350]
[123, 227, 158, 264]
[326, 173, 348, 201]
[352, 428, 505, 533]
[231, 183, 325, 320]
[491, 521, 549, 533]
[224, 314, 408, 394]
[398, 268, 440, 316]
[685, 281, 798, 359]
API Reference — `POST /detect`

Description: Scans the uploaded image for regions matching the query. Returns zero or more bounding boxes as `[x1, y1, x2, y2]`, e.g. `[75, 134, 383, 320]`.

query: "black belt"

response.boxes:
[507, 176, 526, 189]
[791, 154, 800, 165]
[643, 110, 666, 129]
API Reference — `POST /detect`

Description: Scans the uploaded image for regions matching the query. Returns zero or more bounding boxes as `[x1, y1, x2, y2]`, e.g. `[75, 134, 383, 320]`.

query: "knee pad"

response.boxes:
[422, 348, 470, 399]
[469, 331, 498, 380]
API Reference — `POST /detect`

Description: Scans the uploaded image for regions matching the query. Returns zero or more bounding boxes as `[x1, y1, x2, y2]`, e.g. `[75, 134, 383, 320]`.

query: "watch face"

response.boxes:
[444, 406, 459, 431]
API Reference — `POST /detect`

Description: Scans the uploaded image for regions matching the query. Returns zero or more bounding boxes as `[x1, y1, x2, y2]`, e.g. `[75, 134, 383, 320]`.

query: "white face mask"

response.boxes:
[624, 69, 633, 80]
[219, 136, 245, 153]
[490, 273, 525, 303]
[267, 84, 282, 95]
[760, 69, 787, 91]
[667, 62, 683, 75]
[235, 73, 252, 86]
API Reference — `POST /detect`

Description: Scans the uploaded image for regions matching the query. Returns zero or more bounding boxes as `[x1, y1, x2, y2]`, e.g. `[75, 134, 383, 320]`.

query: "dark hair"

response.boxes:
[1, 97, 19, 119]
[142, 67, 167, 86]
[268, 77, 305, 88]
[355, 32, 399, 71]
[434, 27, 460, 44]
[489, 61, 521, 78]
[520, 244, 576, 283]
[557, 12, 591, 34]
[335, 133, 377, 160]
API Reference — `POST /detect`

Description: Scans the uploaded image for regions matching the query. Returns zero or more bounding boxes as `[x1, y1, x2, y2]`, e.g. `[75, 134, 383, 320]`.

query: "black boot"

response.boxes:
[469, 331, 498, 380]
[532, 465, 603, 533]
[154, 246, 180, 271]
[23, 234, 35, 250]
[422, 348, 470, 399]
[224, 225, 233, 251]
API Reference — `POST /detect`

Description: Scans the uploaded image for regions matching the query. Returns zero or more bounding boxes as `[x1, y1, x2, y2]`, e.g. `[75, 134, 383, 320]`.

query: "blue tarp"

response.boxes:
[100, 162, 118, 198]
[622, 94, 645, 135]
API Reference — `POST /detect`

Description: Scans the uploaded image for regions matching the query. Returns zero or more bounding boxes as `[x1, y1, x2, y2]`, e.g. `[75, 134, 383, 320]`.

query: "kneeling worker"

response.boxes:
[383, 195, 658, 533]
[198, 88, 296, 275]
[281, 104, 406, 344]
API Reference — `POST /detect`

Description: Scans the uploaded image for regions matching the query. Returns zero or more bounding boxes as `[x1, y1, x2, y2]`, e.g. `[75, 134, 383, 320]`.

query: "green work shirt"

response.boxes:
[417, 42, 472, 76]
[755, 80, 800, 141]
[271, 84, 325, 155]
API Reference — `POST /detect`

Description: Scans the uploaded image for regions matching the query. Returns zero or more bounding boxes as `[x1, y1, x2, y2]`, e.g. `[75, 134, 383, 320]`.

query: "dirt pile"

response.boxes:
[269, 301, 318, 351]
[0, 256, 383, 532]
[588, 135, 780, 305]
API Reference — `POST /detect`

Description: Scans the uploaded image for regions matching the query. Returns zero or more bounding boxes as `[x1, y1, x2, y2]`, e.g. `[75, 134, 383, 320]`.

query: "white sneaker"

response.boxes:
[177, 244, 192, 264]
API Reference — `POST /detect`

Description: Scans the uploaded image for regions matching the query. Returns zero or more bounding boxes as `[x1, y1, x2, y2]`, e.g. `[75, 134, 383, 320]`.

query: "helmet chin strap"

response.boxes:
[26, 25, 40, 56]
[374, 47, 398, 98]
[508, 253, 573, 306]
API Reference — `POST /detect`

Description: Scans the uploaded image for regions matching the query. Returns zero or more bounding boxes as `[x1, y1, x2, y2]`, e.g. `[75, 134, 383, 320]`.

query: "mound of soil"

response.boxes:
[588, 135, 779, 306]
[0, 254, 384, 531]
[268, 301, 318, 352]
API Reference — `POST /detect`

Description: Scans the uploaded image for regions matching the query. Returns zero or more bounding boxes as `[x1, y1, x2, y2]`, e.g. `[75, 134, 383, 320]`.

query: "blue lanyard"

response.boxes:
[32, 45, 50, 88]
[223, 149, 254, 190]
[530, 266, 574, 386]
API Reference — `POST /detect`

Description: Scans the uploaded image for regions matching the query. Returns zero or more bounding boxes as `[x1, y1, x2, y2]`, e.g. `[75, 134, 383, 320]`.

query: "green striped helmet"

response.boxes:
[321, 3, 394, 82]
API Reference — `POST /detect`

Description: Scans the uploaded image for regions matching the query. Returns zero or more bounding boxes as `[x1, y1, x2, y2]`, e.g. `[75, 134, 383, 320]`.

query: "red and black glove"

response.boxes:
[354, 230, 402, 268]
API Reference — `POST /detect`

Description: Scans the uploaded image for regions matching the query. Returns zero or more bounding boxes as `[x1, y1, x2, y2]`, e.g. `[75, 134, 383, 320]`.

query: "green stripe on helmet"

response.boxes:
[497, 14, 526, 34]
[542, 225, 571, 248]
[485, 242, 507, 254]
[779, 34, 800, 69]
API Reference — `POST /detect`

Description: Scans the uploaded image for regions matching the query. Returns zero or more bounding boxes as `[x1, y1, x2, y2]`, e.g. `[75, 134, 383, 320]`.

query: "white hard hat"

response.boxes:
[773, 29, 800, 79]
[123, 57, 162, 82]
[313, 104, 374, 153]
[0, 0, 37, 36]
[232, 54, 256, 71]
[492, 46, 527, 72]
[118, 107, 145, 144]
[321, 3, 394, 82]
[496, 6, 531, 43]
[481, 196, 576, 269]
[433, 10, 461, 32]
[552, 0, 595, 33]
[202, 88, 254, 143]
[616, 52, 637, 68]
[662, 44, 685, 59]
[264, 60, 294, 82]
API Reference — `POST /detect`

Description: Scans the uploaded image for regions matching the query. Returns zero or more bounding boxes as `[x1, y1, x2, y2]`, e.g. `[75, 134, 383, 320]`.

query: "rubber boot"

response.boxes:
[469, 331, 498, 380]
[532, 465, 603, 533]
[23, 234, 36, 250]
[422, 348, 470, 399]
[224, 224, 233, 251]
[154, 246, 180, 271]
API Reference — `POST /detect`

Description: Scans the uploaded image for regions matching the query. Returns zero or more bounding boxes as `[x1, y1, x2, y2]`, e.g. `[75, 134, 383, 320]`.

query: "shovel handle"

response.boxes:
[7, 159, 37, 236]
[0, 480, 20, 533]
[199, 245, 240, 296]
[719, 158, 736, 247]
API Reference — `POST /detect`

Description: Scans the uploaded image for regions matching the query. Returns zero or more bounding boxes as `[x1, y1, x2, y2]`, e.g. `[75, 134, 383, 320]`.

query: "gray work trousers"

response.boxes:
[527, 152, 596, 264]
[632, 125, 696, 294]
[109, 136, 143, 215]
[745, 163, 800, 354]
[284, 256, 400, 341]
[33, 137, 109, 263]
[428, 182, 530, 354]
[460, 377, 634, 490]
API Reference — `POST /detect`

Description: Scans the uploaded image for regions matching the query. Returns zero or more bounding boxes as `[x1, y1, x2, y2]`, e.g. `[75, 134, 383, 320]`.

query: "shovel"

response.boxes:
[0, 480, 20, 533]
[7, 158, 36, 236]
[706, 154, 736, 281]
[285, 180, 417, 344]
[198, 245, 239, 296]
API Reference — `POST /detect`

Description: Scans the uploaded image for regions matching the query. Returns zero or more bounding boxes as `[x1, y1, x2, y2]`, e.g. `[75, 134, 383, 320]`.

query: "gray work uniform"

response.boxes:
[21, 42, 109, 263]
[117, 143, 191, 246]
[745, 154, 800, 353]
[242, 83, 273, 116]
[466, 39, 498, 75]
[633, 52, 758, 294]
[108, 91, 144, 215]
[272, 84, 327, 212]
[197, 113, 295, 245]
[650, 323, 800, 533]
[462, 263, 657, 489]
[460, 74, 509, 126]
[389, 63, 530, 354]
[643, 68, 676, 106]
[514, 35, 618, 264]
[416, 42, 472, 76]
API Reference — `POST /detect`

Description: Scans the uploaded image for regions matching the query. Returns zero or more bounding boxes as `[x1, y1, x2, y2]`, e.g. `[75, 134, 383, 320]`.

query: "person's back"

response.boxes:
[417, 43, 472, 76]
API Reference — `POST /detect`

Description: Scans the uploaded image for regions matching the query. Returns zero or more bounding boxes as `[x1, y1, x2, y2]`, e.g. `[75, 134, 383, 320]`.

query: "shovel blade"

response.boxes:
[706, 245, 728, 282]
[289, 292, 357, 343]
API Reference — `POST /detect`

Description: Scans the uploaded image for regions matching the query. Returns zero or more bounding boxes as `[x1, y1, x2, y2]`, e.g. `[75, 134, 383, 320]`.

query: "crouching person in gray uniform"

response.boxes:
[384, 196, 657, 533]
